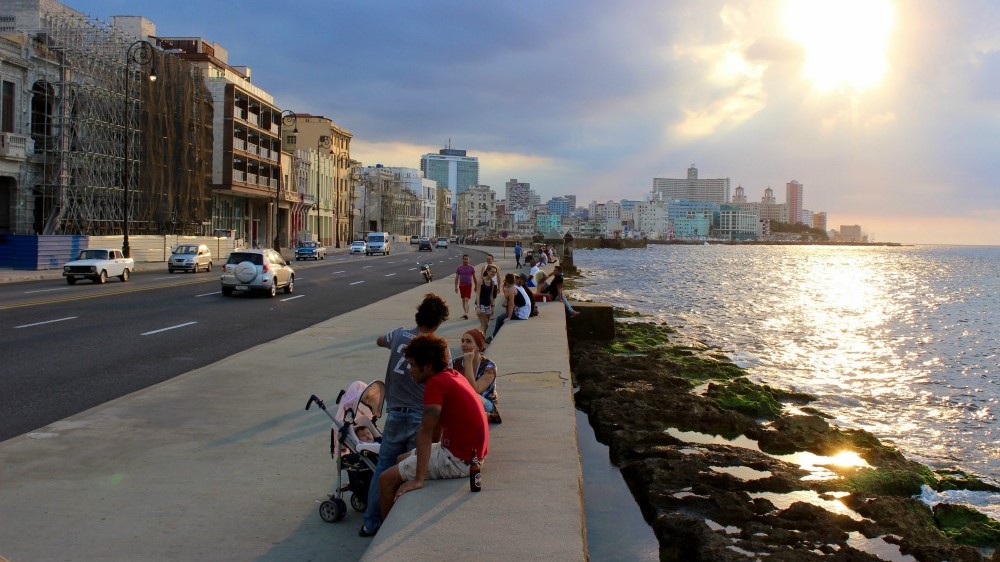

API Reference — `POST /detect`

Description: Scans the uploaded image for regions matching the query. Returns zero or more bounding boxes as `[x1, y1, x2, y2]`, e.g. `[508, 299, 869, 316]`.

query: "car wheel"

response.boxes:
[66, 277, 76, 285]
[168, 268, 174, 273]
[206, 262, 212, 272]
[96, 270, 107, 284]
[119, 269, 130, 282]
[284, 275, 294, 294]
[221, 286, 233, 296]
[268, 283, 277, 298]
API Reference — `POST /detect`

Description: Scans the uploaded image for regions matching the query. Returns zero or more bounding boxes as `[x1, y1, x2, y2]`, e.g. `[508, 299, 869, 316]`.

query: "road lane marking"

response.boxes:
[141, 321, 197, 336]
[0, 278, 211, 310]
[152, 276, 175, 280]
[349, 281, 365, 285]
[408, 267, 417, 271]
[362, 265, 372, 269]
[331, 271, 345, 275]
[15, 316, 77, 329]
[195, 291, 220, 297]
[281, 295, 304, 302]
[385, 273, 396, 277]
[23, 287, 70, 294]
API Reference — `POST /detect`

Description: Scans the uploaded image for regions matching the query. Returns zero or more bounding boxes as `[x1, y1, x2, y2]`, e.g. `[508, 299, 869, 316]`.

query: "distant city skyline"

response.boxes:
[62, 0, 1000, 244]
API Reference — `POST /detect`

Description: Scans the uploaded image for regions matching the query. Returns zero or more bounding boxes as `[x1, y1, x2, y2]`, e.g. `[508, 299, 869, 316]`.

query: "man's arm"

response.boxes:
[454, 269, 460, 292]
[395, 405, 441, 497]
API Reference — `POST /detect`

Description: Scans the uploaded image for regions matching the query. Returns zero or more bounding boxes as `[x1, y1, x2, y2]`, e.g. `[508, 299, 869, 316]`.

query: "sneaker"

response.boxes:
[359, 525, 378, 538]
[485, 336, 493, 345]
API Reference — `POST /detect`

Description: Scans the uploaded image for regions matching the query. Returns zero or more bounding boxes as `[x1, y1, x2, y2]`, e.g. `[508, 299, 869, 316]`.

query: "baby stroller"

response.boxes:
[305, 380, 385, 523]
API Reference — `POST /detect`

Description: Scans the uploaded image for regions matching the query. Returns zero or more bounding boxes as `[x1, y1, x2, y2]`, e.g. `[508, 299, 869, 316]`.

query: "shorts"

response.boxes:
[475, 304, 492, 315]
[397, 443, 468, 481]
[459, 284, 472, 299]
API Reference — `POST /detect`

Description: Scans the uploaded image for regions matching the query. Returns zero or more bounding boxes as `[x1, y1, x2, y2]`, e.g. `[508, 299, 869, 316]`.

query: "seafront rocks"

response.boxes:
[570, 316, 1000, 561]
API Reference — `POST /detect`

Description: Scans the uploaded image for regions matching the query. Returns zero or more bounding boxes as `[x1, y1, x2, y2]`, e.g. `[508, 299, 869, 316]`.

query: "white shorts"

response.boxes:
[397, 443, 468, 481]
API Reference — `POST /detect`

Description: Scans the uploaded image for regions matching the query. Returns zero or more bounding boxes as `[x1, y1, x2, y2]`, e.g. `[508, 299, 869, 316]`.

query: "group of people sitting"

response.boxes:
[357, 252, 578, 539]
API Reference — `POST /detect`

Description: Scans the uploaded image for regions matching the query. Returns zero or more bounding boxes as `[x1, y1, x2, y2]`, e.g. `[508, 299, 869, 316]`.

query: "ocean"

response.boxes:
[571, 244, 1000, 490]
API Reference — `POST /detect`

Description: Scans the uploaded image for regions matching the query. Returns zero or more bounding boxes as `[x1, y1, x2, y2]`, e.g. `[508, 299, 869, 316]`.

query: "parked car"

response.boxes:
[410, 235, 420, 244]
[418, 238, 433, 251]
[295, 241, 326, 261]
[168, 243, 212, 273]
[63, 248, 134, 285]
[436, 237, 449, 249]
[220, 249, 294, 298]
[349, 240, 367, 255]
[449, 235, 458, 243]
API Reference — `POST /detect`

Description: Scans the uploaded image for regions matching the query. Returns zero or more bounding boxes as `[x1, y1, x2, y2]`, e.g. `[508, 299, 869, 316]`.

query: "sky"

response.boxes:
[69, 0, 999, 245]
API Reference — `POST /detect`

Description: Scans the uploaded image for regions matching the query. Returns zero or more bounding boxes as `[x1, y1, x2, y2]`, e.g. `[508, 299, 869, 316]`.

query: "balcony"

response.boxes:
[233, 170, 246, 182]
[234, 107, 245, 120]
[0, 132, 29, 161]
[247, 173, 257, 185]
[233, 138, 246, 151]
[247, 113, 260, 126]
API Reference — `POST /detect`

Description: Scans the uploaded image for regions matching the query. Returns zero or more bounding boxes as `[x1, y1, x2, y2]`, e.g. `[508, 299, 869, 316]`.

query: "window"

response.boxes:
[1, 81, 13, 132]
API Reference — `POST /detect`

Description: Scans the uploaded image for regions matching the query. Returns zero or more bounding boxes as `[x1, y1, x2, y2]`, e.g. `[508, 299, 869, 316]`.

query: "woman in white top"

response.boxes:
[487, 273, 531, 344]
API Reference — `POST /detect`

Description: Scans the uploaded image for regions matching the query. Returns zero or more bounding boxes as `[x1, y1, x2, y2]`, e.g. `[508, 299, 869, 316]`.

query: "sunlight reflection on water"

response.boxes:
[574, 245, 1000, 481]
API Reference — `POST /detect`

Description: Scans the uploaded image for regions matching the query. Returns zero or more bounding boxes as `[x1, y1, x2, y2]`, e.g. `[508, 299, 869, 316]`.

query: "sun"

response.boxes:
[783, 0, 895, 92]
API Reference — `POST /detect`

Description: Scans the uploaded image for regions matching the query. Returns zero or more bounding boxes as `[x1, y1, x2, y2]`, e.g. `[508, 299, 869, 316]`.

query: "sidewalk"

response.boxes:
[0, 251, 585, 561]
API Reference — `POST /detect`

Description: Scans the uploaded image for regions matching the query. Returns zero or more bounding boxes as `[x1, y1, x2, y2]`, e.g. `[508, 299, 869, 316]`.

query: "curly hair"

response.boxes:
[404, 334, 450, 373]
[415, 293, 450, 329]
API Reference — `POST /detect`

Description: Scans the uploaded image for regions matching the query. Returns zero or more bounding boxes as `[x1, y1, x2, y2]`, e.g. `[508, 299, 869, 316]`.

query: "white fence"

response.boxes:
[89, 235, 240, 263]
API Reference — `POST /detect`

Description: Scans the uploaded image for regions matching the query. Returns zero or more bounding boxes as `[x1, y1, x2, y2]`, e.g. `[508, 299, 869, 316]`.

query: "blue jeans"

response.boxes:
[362, 409, 423, 531]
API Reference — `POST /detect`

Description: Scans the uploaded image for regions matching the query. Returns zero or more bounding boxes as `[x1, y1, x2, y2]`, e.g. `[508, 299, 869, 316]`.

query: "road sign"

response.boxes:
[501, 231, 508, 238]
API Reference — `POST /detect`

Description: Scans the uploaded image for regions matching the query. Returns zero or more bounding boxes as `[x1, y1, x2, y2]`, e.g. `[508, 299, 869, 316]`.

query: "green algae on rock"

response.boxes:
[934, 503, 1000, 547]
[570, 314, 1000, 559]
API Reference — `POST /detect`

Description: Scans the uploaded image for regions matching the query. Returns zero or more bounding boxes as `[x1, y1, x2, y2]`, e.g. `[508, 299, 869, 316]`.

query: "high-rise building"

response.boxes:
[653, 165, 730, 204]
[505, 179, 532, 212]
[420, 146, 479, 199]
[786, 180, 803, 225]
[813, 212, 827, 231]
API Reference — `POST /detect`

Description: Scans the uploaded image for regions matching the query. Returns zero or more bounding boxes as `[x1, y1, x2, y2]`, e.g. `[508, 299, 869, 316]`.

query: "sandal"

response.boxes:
[487, 408, 502, 424]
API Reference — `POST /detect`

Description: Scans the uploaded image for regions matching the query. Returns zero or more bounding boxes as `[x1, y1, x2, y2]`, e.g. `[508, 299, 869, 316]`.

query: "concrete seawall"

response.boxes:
[0, 251, 588, 561]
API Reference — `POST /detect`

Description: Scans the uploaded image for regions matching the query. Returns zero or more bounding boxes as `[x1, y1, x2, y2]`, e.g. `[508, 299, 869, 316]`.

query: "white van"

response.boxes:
[366, 232, 391, 255]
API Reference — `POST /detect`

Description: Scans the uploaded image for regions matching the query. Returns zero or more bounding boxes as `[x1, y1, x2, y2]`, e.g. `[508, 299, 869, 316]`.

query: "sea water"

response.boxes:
[571, 244, 1000, 486]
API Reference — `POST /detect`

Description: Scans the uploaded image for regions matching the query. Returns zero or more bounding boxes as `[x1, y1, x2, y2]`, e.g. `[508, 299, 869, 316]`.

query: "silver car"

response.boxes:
[169, 243, 213, 273]
[220, 249, 294, 297]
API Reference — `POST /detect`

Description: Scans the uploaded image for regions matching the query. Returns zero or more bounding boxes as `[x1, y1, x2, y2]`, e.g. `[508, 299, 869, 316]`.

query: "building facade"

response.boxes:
[653, 165, 730, 204]
[455, 184, 496, 235]
[786, 180, 803, 225]
[420, 147, 478, 200]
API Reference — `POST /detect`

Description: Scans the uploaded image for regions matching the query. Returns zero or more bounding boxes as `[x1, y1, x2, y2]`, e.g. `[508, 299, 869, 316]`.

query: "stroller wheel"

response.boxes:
[351, 493, 366, 513]
[319, 499, 347, 523]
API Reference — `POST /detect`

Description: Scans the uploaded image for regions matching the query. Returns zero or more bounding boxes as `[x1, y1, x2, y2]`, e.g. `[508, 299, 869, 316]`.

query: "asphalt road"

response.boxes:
[0, 244, 483, 442]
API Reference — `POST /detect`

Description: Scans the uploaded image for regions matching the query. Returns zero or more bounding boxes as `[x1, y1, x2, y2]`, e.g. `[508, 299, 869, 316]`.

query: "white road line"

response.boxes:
[281, 295, 305, 302]
[152, 276, 175, 280]
[408, 267, 417, 271]
[141, 321, 197, 336]
[349, 281, 365, 285]
[15, 316, 77, 329]
[194, 291, 220, 297]
[331, 270, 345, 275]
[23, 287, 70, 294]
[385, 273, 396, 277]
[362, 265, 372, 269]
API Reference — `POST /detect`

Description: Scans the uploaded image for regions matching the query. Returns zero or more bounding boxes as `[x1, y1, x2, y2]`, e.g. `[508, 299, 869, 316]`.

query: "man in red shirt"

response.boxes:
[454, 254, 479, 319]
[379, 334, 489, 519]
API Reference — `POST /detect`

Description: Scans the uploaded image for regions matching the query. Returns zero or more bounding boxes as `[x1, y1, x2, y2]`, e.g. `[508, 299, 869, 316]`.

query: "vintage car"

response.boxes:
[63, 248, 134, 285]
[295, 241, 326, 261]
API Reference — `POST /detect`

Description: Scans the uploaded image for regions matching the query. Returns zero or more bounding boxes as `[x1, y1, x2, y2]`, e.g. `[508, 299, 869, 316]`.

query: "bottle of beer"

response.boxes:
[469, 449, 481, 492]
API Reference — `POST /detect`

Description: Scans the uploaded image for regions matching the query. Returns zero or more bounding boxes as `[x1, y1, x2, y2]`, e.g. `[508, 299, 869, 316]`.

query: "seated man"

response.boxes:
[526, 258, 540, 287]
[378, 335, 489, 520]
[539, 265, 581, 317]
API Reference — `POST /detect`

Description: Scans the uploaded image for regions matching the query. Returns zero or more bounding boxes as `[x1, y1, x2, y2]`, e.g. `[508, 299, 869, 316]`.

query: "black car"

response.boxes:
[418, 238, 433, 251]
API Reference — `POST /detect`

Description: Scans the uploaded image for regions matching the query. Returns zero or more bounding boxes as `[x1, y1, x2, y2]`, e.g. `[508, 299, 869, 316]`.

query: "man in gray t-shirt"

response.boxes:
[361, 293, 450, 537]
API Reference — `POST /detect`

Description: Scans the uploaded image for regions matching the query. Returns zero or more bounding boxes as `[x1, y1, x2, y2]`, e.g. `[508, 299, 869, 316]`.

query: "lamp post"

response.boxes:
[122, 39, 157, 258]
[276, 110, 297, 250]
[315, 135, 332, 243]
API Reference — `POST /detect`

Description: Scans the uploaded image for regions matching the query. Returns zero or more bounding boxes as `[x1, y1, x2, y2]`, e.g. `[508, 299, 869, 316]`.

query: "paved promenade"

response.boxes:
[0, 250, 586, 561]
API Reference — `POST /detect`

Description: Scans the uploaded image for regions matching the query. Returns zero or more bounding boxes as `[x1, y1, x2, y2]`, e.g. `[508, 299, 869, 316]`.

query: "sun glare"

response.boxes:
[784, 0, 895, 92]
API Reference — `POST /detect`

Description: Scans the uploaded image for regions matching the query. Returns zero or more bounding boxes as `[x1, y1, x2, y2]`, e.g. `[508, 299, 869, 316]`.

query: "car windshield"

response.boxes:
[227, 252, 263, 265]
[174, 245, 197, 254]
[301, 242, 317, 248]
[78, 250, 109, 260]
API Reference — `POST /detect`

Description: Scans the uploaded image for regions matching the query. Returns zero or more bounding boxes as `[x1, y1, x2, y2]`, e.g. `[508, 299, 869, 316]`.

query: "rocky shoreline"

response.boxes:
[569, 314, 1000, 562]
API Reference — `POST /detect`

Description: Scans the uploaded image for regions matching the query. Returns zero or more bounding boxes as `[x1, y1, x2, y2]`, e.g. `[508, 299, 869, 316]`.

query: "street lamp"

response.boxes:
[276, 110, 297, 250]
[122, 39, 157, 258]
[315, 135, 332, 243]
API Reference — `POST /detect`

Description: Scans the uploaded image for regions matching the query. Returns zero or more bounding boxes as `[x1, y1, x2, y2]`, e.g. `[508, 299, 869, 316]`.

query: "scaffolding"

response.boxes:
[25, 9, 212, 236]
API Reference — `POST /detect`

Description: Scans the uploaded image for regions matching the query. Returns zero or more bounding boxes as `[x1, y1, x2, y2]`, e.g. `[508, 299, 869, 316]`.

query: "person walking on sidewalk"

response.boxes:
[360, 293, 450, 538]
[454, 254, 478, 320]
[513, 241, 523, 268]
